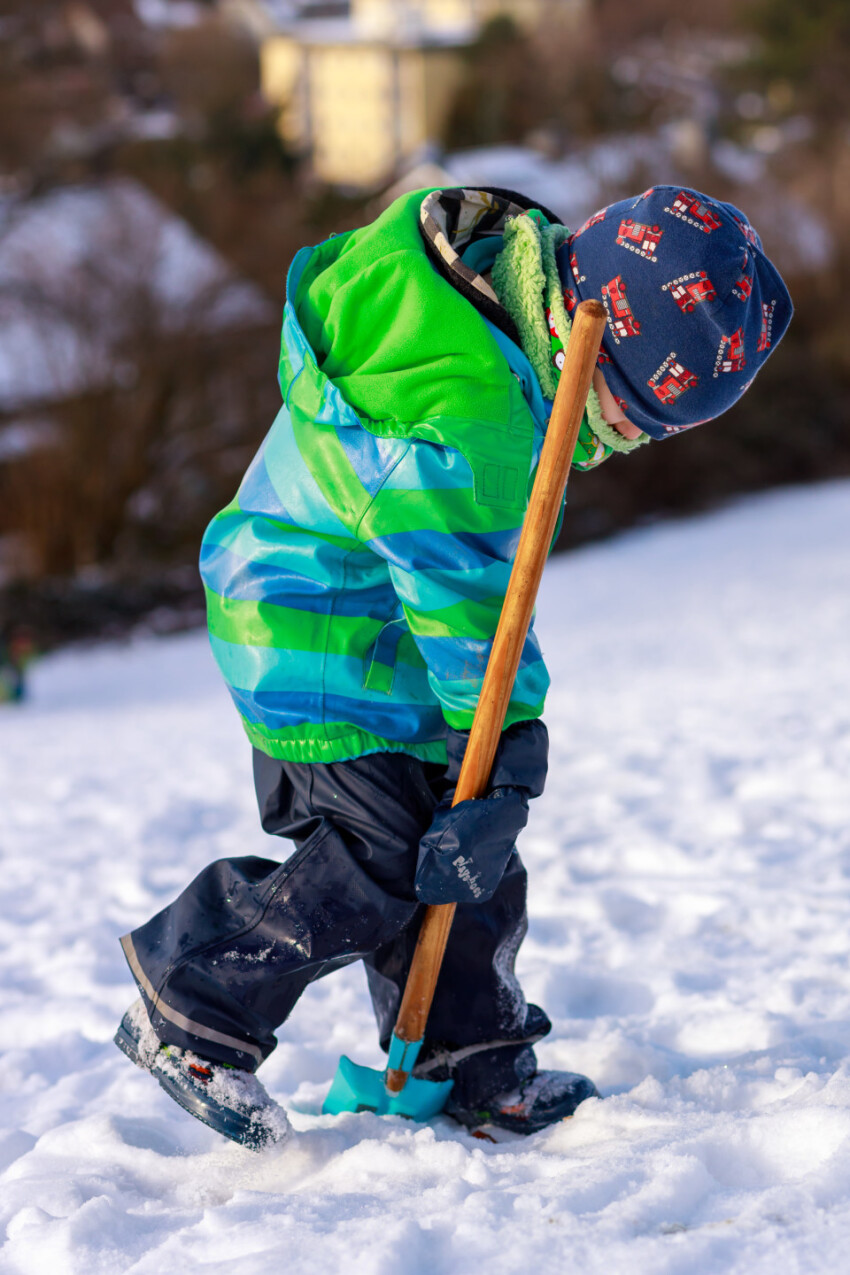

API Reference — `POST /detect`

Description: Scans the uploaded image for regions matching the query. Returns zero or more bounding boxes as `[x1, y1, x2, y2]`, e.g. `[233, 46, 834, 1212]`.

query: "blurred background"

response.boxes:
[0, 0, 848, 663]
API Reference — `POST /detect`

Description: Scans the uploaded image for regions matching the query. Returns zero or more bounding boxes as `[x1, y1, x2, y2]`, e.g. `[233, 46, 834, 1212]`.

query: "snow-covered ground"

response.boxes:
[2, 481, 849, 1274]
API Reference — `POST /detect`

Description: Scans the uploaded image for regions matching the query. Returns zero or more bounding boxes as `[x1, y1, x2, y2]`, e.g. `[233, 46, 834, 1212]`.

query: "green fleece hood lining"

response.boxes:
[492, 212, 650, 456]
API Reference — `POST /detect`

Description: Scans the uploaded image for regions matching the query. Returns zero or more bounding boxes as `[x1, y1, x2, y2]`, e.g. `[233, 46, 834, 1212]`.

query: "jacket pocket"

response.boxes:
[363, 612, 407, 695]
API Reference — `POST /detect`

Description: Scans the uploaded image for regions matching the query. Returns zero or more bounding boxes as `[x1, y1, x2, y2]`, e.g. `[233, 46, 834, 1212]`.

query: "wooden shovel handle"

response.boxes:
[385, 300, 607, 1092]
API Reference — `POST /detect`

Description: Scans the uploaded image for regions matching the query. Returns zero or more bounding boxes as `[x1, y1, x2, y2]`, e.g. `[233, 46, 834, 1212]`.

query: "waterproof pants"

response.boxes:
[121, 748, 551, 1108]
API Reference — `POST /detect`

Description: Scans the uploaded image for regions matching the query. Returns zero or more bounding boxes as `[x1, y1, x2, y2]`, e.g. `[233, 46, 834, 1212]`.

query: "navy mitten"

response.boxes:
[414, 719, 548, 905]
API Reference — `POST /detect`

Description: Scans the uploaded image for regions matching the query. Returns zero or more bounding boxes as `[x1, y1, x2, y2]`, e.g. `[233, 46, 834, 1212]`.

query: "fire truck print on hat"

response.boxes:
[558, 186, 793, 440]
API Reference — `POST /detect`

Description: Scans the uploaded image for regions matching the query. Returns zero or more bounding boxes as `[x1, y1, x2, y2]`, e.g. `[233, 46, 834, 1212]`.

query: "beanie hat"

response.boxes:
[557, 186, 793, 440]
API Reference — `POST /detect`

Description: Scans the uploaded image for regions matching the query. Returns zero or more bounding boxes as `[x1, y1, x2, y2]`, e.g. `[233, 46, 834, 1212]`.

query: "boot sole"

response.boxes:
[447, 1077, 599, 1135]
[113, 1020, 276, 1151]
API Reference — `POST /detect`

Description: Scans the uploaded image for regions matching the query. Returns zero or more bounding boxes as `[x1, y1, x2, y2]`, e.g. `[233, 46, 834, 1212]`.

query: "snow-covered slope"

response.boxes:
[1, 482, 849, 1274]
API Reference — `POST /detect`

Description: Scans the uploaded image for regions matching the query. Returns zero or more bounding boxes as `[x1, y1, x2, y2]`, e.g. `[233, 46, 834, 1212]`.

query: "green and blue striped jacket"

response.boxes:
[200, 188, 563, 765]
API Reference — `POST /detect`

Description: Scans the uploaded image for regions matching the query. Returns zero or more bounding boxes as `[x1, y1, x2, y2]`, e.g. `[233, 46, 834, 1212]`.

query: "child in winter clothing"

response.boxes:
[115, 186, 792, 1147]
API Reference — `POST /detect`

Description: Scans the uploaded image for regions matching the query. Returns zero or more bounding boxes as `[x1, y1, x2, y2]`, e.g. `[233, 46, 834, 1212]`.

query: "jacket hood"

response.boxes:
[288, 187, 547, 513]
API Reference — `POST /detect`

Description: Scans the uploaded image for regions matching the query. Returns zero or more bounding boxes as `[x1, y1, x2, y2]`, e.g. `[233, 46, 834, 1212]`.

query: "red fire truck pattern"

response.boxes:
[664, 270, 717, 313]
[732, 213, 759, 247]
[757, 300, 776, 352]
[562, 189, 782, 430]
[648, 353, 698, 404]
[616, 219, 663, 261]
[569, 252, 586, 285]
[602, 275, 641, 340]
[575, 208, 606, 236]
[715, 327, 746, 374]
[665, 191, 722, 234]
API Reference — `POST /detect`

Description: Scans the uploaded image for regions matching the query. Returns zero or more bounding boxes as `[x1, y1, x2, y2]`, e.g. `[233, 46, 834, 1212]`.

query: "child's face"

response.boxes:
[592, 368, 644, 440]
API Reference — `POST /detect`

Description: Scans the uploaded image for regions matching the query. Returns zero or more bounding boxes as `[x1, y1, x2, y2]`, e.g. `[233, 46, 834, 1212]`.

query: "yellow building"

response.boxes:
[260, 0, 561, 188]
[352, 0, 546, 34]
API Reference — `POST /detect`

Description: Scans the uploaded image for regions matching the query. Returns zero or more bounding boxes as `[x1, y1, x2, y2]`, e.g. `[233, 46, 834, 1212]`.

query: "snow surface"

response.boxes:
[1, 481, 850, 1273]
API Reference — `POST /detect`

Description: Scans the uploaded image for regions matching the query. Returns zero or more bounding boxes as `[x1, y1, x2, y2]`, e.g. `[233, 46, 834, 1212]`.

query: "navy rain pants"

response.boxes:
[121, 748, 551, 1108]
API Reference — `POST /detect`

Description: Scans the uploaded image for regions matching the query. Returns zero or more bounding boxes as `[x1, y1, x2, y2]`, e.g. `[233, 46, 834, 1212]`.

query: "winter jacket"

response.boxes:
[199, 187, 573, 766]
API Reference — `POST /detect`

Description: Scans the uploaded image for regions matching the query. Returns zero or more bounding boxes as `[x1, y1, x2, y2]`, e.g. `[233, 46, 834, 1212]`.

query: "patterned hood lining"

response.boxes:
[419, 187, 564, 345]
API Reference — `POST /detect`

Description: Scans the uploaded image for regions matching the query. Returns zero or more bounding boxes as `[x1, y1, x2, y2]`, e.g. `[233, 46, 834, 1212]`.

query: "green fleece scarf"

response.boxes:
[491, 210, 650, 467]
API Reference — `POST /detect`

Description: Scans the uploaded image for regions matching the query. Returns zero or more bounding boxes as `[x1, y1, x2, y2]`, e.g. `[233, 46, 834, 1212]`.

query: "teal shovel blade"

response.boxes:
[322, 1054, 453, 1120]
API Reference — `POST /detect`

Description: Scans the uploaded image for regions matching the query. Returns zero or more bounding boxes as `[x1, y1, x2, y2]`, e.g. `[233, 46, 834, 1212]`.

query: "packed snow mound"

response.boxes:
[1, 481, 849, 1274]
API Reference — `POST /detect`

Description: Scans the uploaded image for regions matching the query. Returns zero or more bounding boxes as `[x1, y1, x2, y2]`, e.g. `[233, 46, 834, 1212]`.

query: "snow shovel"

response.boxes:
[323, 299, 607, 1121]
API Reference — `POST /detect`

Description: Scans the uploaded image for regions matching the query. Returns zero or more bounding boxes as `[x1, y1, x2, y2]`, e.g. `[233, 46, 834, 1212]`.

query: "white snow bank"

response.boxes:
[443, 138, 833, 272]
[1, 481, 849, 1273]
[134, 0, 206, 30]
[0, 179, 275, 412]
